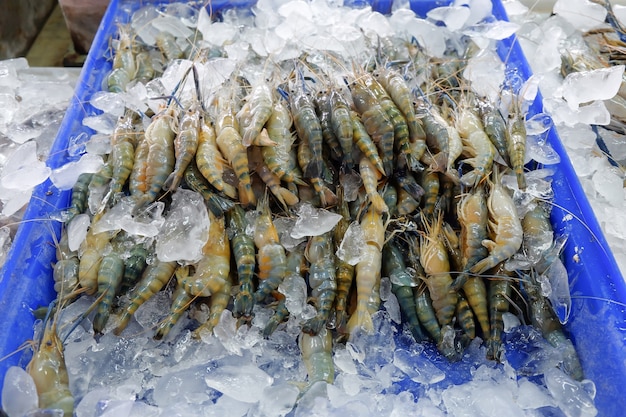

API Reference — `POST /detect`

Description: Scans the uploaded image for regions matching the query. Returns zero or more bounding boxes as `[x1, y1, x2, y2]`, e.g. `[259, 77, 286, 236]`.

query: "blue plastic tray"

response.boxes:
[1, 0, 625, 414]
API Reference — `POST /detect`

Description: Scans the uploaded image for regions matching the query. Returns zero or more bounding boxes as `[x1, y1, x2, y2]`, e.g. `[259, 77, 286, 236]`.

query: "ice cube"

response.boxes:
[256, 383, 299, 417]
[336, 221, 366, 266]
[278, 273, 308, 315]
[502, 312, 521, 332]
[83, 113, 119, 134]
[0, 141, 50, 190]
[592, 163, 624, 207]
[333, 346, 357, 375]
[67, 213, 90, 252]
[427, 6, 471, 31]
[1, 366, 38, 417]
[290, 203, 342, 239]
[393, 348, 446, 385]
[384, 293, 402, 324]
[90, 91, 126, 117]
[517, 378, 554, 409]
[563, 66, 625, 110]
[544, 368, 598, 417]
[204, 364, 273, 403]
[155, 189, 210, 263]
[152, 366, 212, 407]
[463, 48, 505, 103]
[50, 153, 104, 190]
[554, 0, 606, 32]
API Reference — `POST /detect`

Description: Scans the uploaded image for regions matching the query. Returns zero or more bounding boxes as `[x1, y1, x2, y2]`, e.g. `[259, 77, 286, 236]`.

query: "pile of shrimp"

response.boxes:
[21, 1, 588, 415]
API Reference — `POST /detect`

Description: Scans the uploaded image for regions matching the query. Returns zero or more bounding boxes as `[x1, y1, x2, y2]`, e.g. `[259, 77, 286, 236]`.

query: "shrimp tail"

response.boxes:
[206, 193, 236, 218]
[251, 128, 277, 147]
[304, 158, 323, 179]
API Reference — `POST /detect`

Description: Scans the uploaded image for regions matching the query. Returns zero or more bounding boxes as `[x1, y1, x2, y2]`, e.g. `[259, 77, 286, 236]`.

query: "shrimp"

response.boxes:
[394, 167, 424, 202]
[77, 212, 114, 295]
[107, 25, 136, 93]
[525, 270, 583, 381]
[456, 104, 496, 188]
[114, 260, 178, 335]
[135, 50, 155, 85]
[181, 212, 230, 297]
[417, 100, 459, 178]
[107, 112, 137, 204]
[507, 102, 528, 190]
[470, 168, 523, 275]
[119, 238, 148, 295]
[263, 296, 289, 337]
[249, 146, 299, 208]
[154, 267, 193, 340]
[64, 172, 92, 222]
[363, 73, 411, 168]
[290, 82, 324, 179]
[92, 251, 125, 334]
[420, 170, 440, 218]
[132, 106, 177, 210]
[299, 327, 334, 385]
[350, 80, 395, 176]
[253, 195, 288, 303]
[155, 32, 183, 61]
[195, 114, 237, 199]
[455, 293, 476, 341]
[408, 237, 458, 360]
[53, 228, 80, 302]
[486, 264, 512, 361]
[215, 97, 256, 208]
[350, 111, 386, 176]
[183, 161, 235, 218]
[359, 156, 388, 214]
[228, 204, 256, 318]
[455, 186, 490, 336]
[329, 89, 354, 170]
[164, 103, 201, 192]
[237, 82, 275, 147]
[193, 271, 232, 336]
[263, 97, 305, 186]
[27, 309, 74, 416]
[374, 67, 425, 145]
[480, 103, 511, 167]
[332, 187, 355, 332]
[419, 214, 458, 327]
[297, 137, 337, 207]
[302, 232, 337, 336]
[345, 207, 385, 335]
[396, 187, 420, 216]
[383, 239, 426, 341]
[315, 89, 343, 162]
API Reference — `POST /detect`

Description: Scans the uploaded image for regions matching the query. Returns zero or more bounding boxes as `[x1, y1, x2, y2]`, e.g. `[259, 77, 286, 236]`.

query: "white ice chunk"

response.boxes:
[383, 292, 402, 324]
[333, 347, 357, 375]
[90, 91, 126, 117]
[526, 134, 561, 165]
[554, 0, 606, 32]
[548, 99, 611, 127]
[278, 273, 308, 315]
[463, 48, 505, 103]
[517, 378, 554, 409]
[393, 349, 445, 385]
[50, 153, 104, 190]
[544, 368, 598, 417]
[546, 259, 571, 324]
[502, 312, 521, 332]
[427, 6, 470, 32]
[67, 213, 91, 252]
[463, 20, 519, 40]
[336, 221, 365, 266]
[389, 9, 447, 58]
[615, 5, 626, 28]
[290, 203, 342, 239]
[92, 197, 164, 237]
[0, 189, 32, 217]
[204, 365, 273, 403]
[257, 384, 299, 417]
[562, 66, 625, 110]
[1, 366, 38, 417]
[151, 15, 194, 39]
[156, 189, 210, 263]
[83, 113, 119, 135]
[0, 141, 50, 190]
[592, 163, 624, 207]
